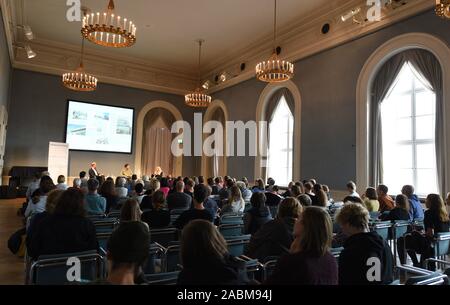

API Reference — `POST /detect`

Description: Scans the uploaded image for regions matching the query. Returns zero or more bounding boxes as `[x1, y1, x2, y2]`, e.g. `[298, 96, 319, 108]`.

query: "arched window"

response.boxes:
[267, 95, 294, 186]
[381, 62, 438, 196]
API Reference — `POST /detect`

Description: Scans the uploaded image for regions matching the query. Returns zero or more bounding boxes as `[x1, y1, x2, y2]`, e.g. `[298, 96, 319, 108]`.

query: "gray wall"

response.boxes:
[0, 7, 11, 110]
[6, 70, 199, 177]
[212, 10, 450, 189]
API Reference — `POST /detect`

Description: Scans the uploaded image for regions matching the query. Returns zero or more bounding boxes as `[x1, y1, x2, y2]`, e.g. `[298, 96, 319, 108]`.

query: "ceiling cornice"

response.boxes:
[1, 0, 435, 96]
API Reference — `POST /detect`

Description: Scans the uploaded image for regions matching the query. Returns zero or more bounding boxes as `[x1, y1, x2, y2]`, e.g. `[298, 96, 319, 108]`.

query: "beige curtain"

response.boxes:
[141, 108, 176, 176]
[206, 108, 226, 177]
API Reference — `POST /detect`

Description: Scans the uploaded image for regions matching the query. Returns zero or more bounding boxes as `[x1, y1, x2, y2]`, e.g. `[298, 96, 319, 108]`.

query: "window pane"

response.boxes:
[393, 94, 412, 118]
[391, 66, 413, 94]
[415, 115, 435, 140]
[395, 145, 413, 169]
[416, 144, 436, 169]
[395, 117, 412, 141]
[416, 169, 438, 196]
[416, 91, 435, 116]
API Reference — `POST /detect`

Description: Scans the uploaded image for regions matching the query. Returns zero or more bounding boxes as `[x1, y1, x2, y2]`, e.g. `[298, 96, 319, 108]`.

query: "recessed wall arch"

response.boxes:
[255, 80, 302, 183]
[134, 100, 183, 177]
[356, 32, 450, 194]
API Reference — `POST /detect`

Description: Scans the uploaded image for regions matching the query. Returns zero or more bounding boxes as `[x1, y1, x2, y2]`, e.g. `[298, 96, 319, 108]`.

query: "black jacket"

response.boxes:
[177, 255, 249, 285]
[166, 192, 192, 211]
[338, 231, 393, 285]
[243, 207, 272, 235]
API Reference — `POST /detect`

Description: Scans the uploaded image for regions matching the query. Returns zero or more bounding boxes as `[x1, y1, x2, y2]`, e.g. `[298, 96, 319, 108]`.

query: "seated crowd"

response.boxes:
[18, 171, 450, 285]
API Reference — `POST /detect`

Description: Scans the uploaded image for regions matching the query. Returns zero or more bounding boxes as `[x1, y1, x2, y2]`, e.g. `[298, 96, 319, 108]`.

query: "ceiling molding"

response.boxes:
[1, 0, 434, 96]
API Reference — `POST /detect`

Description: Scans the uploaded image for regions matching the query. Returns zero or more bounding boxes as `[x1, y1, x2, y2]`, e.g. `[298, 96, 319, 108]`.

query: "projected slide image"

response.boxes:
[116, 117, 132, 135]
[95, 113, 110, 121]
[68, 124, 87, 136]
[96, 138, 109, 145]
[72, 111, 87, 120]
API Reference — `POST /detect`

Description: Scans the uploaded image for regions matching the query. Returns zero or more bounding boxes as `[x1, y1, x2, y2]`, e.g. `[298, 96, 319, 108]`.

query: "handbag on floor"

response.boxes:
[7, 227, 27, 257]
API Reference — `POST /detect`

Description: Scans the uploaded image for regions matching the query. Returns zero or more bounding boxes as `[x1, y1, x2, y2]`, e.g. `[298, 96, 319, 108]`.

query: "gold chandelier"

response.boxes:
[81, 0, 136, 48]
[185, 39, 212, 108]
[256, 0, 294, 83]
[436, 0, 450, 19]
[62, 38, 98, 92]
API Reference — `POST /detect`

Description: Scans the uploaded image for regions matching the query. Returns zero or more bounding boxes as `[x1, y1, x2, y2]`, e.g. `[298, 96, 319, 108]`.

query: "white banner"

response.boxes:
[48, 142, 69, 183]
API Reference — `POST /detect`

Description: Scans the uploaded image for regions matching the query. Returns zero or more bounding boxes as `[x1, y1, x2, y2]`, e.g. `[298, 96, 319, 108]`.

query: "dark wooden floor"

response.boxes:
[0, 199, 25, 285]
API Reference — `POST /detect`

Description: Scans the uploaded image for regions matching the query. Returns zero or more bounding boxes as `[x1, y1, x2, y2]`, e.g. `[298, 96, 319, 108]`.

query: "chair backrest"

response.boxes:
[142, 242, 166, 275]
[163, 245, 181, 272]
[331, 247, 344, 259]
[393, 220, 410, 238]
[29, 250, 104, 285]
[370, 221, 392, 241]
[150, 227, 178, 248]
[263, 258, 279, 281]
[369, 211, 381, 220]
[265, 192, 282, 207]
[96, 232, 113, 251]
[170, 209, 188, 216]
[145, 271, 180, 285]
[405, 272, 448, 285]
[220, 215, 244, 225]
[435, 232, 450, 257]
[87, 214, 106, 221]
[107, 211, 121, 219]
[93, 218, 118, 233]
[219, 224, 244, 237]
[226, 235, 251, 257]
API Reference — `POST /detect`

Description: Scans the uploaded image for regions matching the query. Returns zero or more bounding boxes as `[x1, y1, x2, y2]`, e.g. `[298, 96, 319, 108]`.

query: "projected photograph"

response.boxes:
[116, 117, 132, 135]
[67, 124, 87, 136]
[72, 110, 87, 120]
[96, 137, 109, 145]
[94, 112, 110, 121]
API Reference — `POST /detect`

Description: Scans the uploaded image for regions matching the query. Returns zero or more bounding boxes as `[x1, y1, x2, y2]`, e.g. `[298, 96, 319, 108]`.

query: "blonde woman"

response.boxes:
[222, 185, 245, 214]
[267, 206, 338, 285]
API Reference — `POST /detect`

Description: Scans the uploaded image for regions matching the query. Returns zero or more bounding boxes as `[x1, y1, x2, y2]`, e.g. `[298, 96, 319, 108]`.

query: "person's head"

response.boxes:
[343, 196, 363, 204]
[377, 184, 389, 198]
[54, 188, 86, 217]
[226, 179, 235, 189]
[45, 189, 64, 214]
[395, 194, 410, 212]
[304, 182, 313, 193]
[336, 203, 370, 236]
[134, 183, 144, 195]
[294, 181, 304, 193]
[267, 177, 275, 186]
[34, 172, 42, 181]
[291, 206, 333, 257]
[175, 180, 185, 192]
[106, 222, 150, 284]
[365, 187, 378, 200]
[312, 183, 322, 195]
[207, 177, 214, 186]
[131, 174, 138, 181]
[256, 178, 264, 190]
[192, 176, 199, 185]
[229, 185, 242, 202]
[322, 185, 330, 193]
[193, 184, 209, 205]
[57, 175, 65, 184]
[99, 179, 116, 197]
[316, 190, 328, 207]
[152, 190, 166, 210]
[250, 192, 266, 209]
[236, 181, 247, 193]
[426, 194, 450, 223]
[39, 176, 55, 194]
[309, 179, 317, 186]
[116, 177, 126, 188]
[185, 178, 195, 191]
[91, 162, 96, 168]
[120, 199, 142, 222]
[73, 178, 82, 188]
[142, 175, 150, 182]
[31, 189, 42, 204]
[297, 194, 312, 207]
[346, 181, 356, 193]
[242, 177, 249, 188]
[401, 185, 415, 198]
[277, 197, 303, 219]
[124, 163, 130, 170]
[180, 220, 228, 269]
[198, 176, 205, 184]
[291, 185, 302, 197]
[446, 192, 450, 206]
[214, 176, 221, 185]
[87, 178, 100, 193]
[149, 178, 161, 192]
[79, 171, 87, 179]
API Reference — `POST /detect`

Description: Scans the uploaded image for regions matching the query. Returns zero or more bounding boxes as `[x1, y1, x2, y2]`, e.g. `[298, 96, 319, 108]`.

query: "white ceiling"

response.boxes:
[22, 0, 342, 71]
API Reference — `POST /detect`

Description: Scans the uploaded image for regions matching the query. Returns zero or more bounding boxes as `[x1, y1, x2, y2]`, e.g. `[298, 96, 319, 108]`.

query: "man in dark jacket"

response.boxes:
[336, 203, 394, 285]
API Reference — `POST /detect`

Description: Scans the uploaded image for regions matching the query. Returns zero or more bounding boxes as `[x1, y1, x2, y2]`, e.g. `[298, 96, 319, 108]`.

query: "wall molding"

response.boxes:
[355, 32, 450, 194]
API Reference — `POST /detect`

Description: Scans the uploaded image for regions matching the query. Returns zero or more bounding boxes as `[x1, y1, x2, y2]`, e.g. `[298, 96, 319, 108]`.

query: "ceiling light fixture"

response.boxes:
[436, 0, 450, 19]
[256, 0, 294, 83]
[62, 38, 98, 92]
[185, 39, 212, 108]
[81, 0, 136, 48]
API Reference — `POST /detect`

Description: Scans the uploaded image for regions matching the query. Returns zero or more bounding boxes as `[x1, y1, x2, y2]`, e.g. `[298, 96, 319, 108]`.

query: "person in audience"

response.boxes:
[215, 176, 224, 190]
[281, 182, 295, 198]
[380, 194, 410, 221]
[55, 175, 68, 190]
[84, 179, 107, 215]
[266, 178, 276, 192]
[177, 219, 249, 285]
[142, 175, 151, 191]
[79, 171, 88, 188]
[222, 185, 245, 214]
[115, 177, 128, 198]
[159, 177, 171, 198]
[88, 162, 101, 179]
[290, 185, 302, 199]
[198, 176, 205, 185]
[322, 185, 333, 203]
[207, 177, 219, 195]
[24, 176, 56, 218]
[401, 185, 424, 221]
[446, 192, 450, 216]
[297, 194, 312, 207]
[174, 184, 214, 230]
[204, 186, 219, 220]
[28, 188, 98, 260]
[184, 178, 195, 198]
[252, 179, 265, 193]
[245, 198, 303, 261]
[98, 179, 119, 213]
[120, 199, 148, 229]
[377, 184, 395, 213]
[104, 222, 150, 285]
[26, 172, 42, 201]
[243, 192, 272, 235]
[167, 180, 192, 211]
[129, 174, 138, 193]
[133, 183, 146, 204]
[72, 178, 82, 189]
[304, 182, 316, 203]
[219, 179, 234, 200]
[362, 187, 380, 212]
[141, 191, 171, 228]
[336, 203, 393, 285]
[343, 196, 363, 204]
[26, 189, 64, 252]
[398, 194, 449, 269]
[309, 179, 317, 186]
[346, 181, 360, 198]
[236, 181, 252, 203]
[315, 189, 329, 208]
[140, 179, 161, 210]
[121, 163, 133, 179]
[266, 206, 338, 285]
